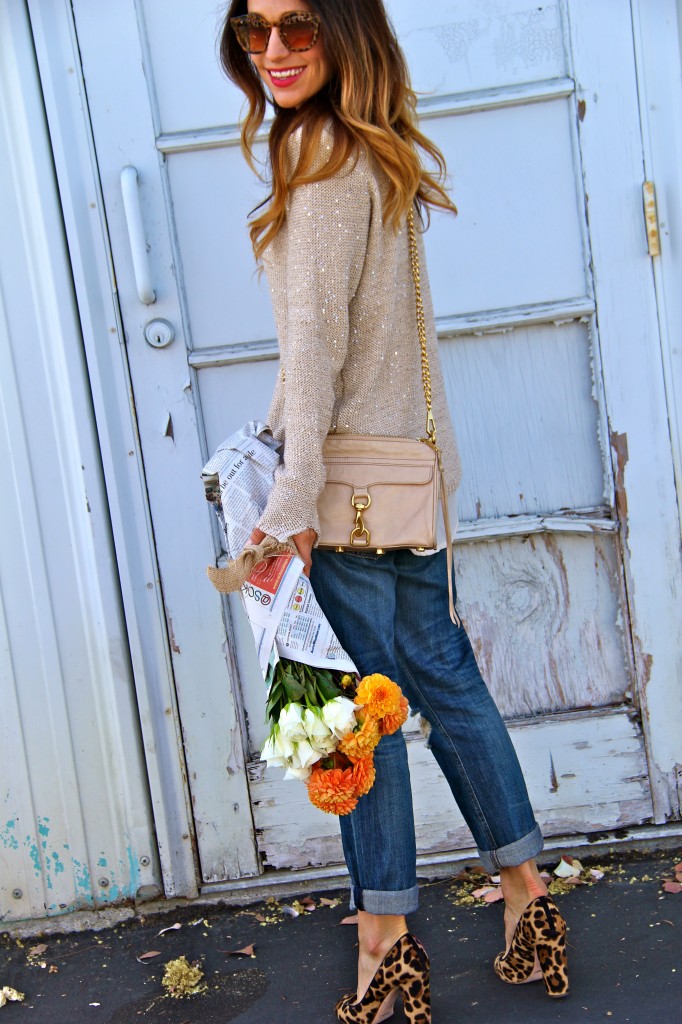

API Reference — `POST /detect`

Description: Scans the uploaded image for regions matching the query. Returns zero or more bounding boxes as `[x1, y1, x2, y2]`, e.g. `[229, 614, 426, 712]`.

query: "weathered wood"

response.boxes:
[250, 709, 653, 870]
[453, 532, 631, 718]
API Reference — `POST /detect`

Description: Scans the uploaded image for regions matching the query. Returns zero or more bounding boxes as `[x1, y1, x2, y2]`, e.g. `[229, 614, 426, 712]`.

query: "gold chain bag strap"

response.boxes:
[317, 207, 460, 626]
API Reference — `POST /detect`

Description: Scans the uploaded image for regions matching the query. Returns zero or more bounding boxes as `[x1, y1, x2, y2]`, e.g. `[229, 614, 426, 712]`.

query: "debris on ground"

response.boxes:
[0, 987, 25, 1008]
[661, 860, 682, 894]
[223, 944, 256, 958]
[445, 855, 618, 907]
[157, 922, 182, 936]
[239, 893, 342, 927]
[26, 943, 48, 969]
[136, 950, 161, 963]
[160, 956, 207, 998]
[239, 896, 284, 926]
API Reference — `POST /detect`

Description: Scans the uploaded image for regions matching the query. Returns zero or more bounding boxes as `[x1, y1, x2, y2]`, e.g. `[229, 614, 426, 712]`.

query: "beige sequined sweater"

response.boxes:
[257, 132, 461, 543]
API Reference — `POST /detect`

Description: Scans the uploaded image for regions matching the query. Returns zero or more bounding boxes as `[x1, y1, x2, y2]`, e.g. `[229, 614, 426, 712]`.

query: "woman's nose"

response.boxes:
[265, 25, 290, 60]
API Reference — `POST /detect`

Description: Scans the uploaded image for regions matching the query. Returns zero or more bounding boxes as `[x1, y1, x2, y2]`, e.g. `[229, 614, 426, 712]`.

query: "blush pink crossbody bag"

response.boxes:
[316, 208, 460, 626]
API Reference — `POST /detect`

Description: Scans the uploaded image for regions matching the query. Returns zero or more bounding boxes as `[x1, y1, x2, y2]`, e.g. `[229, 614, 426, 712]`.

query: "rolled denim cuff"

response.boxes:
[349, 883, 420, 916]
[477, 823, 544, 874]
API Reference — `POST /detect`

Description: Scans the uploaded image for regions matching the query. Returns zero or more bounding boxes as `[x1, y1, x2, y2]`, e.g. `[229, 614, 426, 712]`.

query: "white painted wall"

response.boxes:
[0, 0, 159, 922]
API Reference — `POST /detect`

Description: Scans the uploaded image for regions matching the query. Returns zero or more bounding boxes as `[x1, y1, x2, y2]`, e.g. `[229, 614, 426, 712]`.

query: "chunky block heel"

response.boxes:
[336, 933, 431, 1024]
[401, 959, 431, 1023]
[494, 895, 569, 998]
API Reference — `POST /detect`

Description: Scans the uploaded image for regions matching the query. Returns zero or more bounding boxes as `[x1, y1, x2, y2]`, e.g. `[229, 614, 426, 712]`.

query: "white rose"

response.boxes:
[277, 731, 296, 761]
[302, 707, 334, 744]
[321, 696, 358, 738]
[278, 703, 308, 743]
[260, 732, 288, 768]
[314, 733, 338, 756]
[296, 738, 319, 770]
[284, 764, 313, 781]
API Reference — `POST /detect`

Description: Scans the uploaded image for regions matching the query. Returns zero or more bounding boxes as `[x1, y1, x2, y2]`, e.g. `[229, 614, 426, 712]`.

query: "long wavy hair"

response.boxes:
[220, 0, 457, 261]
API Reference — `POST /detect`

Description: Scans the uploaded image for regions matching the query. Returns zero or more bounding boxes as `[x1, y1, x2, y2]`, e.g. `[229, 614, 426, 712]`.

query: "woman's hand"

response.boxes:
[249, 527, 317, 577]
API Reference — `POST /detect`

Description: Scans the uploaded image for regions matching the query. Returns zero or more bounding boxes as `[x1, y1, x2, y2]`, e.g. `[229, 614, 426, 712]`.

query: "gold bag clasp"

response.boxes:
[350, 492, 371, 546]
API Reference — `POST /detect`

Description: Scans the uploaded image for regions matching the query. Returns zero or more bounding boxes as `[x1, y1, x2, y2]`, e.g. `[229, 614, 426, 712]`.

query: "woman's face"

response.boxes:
[245, 0, 332, 108]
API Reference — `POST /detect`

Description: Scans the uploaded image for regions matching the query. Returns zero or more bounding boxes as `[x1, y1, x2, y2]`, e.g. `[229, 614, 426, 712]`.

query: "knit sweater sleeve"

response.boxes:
[257, 157, 371, 542]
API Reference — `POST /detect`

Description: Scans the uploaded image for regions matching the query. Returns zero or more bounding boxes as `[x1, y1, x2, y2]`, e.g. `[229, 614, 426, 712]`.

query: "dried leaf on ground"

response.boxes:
[28, 944, 47, 957]
[319, 897, 341, 908]
[482, 888, 505, 903]
[662, 880, 682, 894]
[554, 857, 583, 879]
[244, 897, 284, 926]
[158, 923, 182, 936]
[224, 945, 256, 957]
[471, 886, 497, 899]
[340, 914, 359, 925]
[0, 987, 25, 1008]
[136, 950, 162, 963]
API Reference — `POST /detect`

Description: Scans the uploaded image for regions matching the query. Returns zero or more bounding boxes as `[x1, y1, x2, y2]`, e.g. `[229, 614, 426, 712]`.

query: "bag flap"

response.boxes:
[324, 463, 435, 488]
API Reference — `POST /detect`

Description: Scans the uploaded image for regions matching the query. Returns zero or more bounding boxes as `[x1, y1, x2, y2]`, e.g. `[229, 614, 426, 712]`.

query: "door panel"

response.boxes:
[395, 0, 567, 96]
[442, 321, 605, 519]
[250, 708, 651, 870]
[71, 0, 663, 884]
[167, 147, 273, 348]
[426, 100, 588, 315]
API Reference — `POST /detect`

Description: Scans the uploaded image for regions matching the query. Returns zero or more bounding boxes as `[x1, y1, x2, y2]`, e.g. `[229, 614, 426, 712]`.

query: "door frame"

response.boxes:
[567, 0, 682, 821]
[26, 0, 682, 901]
[630, 0, 682, 533]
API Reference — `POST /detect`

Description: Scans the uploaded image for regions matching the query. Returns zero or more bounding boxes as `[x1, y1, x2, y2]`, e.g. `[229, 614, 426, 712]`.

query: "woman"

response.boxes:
[220, 2, 569, 1020]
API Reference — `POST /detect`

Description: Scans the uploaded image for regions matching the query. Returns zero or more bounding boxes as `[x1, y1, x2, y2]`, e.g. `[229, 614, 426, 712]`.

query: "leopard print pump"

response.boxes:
[336, 933, 431, 1024]
[493, 894, 569, 998]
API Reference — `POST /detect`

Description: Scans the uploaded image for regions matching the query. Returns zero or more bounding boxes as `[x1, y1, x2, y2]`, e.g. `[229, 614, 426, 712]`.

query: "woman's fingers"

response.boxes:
[248, 527, 315, 577]
[292, 528, 317, 578]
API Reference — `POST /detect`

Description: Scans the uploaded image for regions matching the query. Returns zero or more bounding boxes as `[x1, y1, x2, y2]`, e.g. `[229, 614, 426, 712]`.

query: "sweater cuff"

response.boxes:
[257, 506, 321, 545]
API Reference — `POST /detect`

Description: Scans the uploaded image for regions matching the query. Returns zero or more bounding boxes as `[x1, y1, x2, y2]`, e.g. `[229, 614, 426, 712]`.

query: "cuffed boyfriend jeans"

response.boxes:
[309, 547, 543, 916]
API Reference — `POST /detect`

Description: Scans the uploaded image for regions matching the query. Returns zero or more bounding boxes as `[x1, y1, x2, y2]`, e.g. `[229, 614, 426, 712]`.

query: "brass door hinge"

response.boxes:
[642, 181, 660, 256]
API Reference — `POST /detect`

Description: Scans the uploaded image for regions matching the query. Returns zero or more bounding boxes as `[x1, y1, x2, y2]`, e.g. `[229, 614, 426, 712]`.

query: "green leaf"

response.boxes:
[283, 676, 305, 702]
[317, 675, 343, 702]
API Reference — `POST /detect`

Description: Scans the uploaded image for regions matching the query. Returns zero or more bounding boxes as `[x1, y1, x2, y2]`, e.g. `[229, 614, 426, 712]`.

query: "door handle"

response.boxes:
[120, 166, 156, 304]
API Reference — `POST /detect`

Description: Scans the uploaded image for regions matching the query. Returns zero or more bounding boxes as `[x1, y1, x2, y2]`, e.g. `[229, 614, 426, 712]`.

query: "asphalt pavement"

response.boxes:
[1, 849, 680, 1023]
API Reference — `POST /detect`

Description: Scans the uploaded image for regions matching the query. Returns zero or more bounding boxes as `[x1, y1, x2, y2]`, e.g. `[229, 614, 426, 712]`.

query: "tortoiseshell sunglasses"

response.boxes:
[230, 11, 321, 54]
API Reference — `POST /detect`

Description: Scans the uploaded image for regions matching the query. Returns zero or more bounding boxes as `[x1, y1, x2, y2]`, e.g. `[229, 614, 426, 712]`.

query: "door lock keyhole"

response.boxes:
[144, 318, 175, 348]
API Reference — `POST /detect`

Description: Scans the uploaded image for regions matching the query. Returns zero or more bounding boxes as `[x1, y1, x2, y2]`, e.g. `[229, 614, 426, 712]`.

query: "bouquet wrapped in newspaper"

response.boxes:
[202, 422, 408, 815]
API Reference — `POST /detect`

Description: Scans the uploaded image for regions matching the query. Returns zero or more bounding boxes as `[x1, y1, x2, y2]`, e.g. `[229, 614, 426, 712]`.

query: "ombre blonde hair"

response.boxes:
[220, 0, 457, 261]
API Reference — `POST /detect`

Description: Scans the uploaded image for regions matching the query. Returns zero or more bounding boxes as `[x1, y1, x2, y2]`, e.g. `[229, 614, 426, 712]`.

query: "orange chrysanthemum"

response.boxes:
[355, 674, 402, 719]
[307, 766, 359, 816]
[338, 714, 381, 763]
[380, 695, 410, 736]
[350, 756, 376, 797]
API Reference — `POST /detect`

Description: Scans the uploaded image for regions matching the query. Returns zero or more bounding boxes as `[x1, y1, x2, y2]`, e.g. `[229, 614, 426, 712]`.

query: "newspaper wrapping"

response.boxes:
[202, 421, 356, 679]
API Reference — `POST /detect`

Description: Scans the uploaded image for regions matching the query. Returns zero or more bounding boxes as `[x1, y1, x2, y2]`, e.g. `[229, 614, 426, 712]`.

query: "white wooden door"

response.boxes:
[68, 0, 682, 883]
